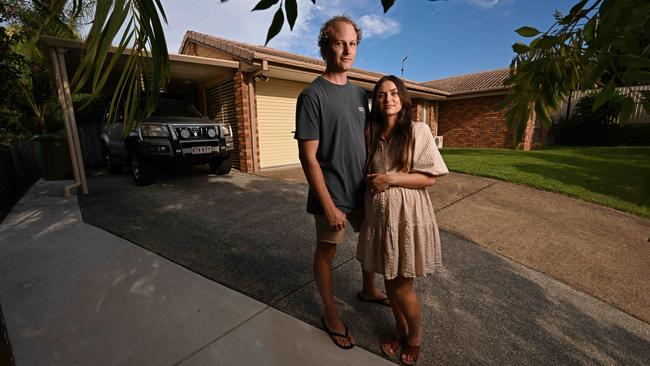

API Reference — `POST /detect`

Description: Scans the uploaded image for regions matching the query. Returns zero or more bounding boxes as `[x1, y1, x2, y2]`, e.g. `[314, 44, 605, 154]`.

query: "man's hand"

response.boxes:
[299, 139, 345, 230]
[325, 206, 347, 231]
[366, 173, 392, 194]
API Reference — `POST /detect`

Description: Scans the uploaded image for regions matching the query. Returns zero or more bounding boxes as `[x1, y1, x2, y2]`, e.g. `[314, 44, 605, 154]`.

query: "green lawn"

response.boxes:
[439, 146, 650, 219]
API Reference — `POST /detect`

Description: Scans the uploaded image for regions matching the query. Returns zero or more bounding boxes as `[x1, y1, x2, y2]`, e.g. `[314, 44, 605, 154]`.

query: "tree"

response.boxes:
[0, 22, 27, 142]
[502, 0, 650, 144]
[0, 0, 93, 137]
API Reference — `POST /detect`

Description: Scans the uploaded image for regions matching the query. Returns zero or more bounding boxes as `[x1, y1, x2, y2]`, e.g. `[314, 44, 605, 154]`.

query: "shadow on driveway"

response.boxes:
[79, 168, 650, 365]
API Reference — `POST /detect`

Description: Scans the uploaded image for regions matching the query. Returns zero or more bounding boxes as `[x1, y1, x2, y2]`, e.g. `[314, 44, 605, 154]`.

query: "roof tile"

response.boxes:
[421, 68, 510, 94]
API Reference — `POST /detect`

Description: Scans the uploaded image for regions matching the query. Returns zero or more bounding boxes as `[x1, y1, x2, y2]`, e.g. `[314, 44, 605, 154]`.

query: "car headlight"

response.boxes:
[179, 128, 191, 139]
[221, 124, 232, 137]
[140, 124, 169, 137]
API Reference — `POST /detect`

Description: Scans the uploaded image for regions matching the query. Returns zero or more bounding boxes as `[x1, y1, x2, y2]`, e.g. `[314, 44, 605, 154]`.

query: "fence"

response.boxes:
[77, 122, 104, 169]
[0, 139, 40, 222]
[551, 85, 650, 124]
[0, 122, 105, 222]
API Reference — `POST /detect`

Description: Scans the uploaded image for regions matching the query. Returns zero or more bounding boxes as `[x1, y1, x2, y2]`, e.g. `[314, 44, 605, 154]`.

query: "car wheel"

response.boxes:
[210, 155, 232, 175]
[103, 147, 122, 174]
[129, 153, 156, 186]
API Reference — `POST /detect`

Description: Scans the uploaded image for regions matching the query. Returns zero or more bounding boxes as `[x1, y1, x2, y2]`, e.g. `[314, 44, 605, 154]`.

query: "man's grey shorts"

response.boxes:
[313, 210, 364, 244]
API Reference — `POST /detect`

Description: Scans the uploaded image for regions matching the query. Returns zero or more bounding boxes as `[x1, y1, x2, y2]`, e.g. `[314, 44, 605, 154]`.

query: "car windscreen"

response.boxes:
[149, 100, 203, 118]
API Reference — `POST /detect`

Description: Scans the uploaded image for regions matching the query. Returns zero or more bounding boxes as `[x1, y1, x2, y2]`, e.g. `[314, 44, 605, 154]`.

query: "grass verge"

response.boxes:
[439, 146, 650, 219]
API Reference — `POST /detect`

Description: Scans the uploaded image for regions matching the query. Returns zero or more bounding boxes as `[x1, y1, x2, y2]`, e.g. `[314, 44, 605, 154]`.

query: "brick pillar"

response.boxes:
[520, 110, 536, 151]
[428, 103, 437, 135]
[234, 70, 255, 172]
[409, 100, 424, 122]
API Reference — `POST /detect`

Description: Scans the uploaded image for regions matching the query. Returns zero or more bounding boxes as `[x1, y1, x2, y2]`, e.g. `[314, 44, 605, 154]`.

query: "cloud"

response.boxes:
[160, 0, 319, 52]
[430, 4, 448, 16]
[158, 0, 392, 59]
[466, 0, 501, 9]
[358, 14, 400, 39]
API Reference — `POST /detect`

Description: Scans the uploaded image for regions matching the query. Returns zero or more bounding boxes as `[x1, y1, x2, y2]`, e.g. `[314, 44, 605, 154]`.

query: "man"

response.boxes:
[294, 15, 387, 350]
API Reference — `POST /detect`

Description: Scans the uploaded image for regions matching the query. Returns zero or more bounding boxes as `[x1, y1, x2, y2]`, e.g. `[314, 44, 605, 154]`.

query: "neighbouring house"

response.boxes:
[422, 68, 538, 150]
[425, 72, 650, 149]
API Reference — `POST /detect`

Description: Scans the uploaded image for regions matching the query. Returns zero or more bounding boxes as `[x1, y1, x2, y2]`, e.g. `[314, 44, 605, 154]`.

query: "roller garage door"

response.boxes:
[206, 80, 239, 169]
[255, 79, 306, 168]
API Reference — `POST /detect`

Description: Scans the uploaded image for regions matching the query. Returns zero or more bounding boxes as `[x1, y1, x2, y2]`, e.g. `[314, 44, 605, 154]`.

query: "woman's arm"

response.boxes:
[366, 172, 436, 193]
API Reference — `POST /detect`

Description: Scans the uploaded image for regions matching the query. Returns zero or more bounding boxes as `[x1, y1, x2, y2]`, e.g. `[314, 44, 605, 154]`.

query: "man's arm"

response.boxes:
[298, 139, 347, 231]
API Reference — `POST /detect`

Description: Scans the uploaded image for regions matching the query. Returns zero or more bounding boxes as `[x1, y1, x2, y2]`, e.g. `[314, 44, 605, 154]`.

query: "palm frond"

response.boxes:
[47, 0, 170, 134]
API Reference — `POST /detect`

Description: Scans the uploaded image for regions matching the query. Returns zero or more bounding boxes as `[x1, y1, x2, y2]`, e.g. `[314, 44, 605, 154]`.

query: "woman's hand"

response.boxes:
[367, 172, 437, 192]
[366, 173, 393, 194]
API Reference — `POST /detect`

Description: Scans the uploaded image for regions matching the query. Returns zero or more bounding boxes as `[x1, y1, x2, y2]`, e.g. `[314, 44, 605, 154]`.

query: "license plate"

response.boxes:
[191, 146, 212, 154]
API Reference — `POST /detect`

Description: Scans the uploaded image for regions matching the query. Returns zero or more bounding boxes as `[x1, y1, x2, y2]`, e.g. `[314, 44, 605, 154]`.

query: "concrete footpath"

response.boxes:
[1, 169, 649, 365]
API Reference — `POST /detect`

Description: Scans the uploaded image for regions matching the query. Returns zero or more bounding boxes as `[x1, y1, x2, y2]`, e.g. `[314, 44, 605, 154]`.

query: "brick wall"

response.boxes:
[234, 70, 256, 173]
[438, 94, 516, 148]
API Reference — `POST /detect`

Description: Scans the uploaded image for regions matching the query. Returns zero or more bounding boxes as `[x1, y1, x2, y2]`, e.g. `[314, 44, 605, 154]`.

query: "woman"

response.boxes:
[357, 75, 448, 365]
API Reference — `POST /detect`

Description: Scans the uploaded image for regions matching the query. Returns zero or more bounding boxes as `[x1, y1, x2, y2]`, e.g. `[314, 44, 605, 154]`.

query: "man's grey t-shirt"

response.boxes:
[294, 76, 368, 215]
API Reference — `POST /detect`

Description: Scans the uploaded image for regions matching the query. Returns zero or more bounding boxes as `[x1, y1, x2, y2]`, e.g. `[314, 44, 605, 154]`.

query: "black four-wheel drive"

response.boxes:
[101, 99, 234, 185]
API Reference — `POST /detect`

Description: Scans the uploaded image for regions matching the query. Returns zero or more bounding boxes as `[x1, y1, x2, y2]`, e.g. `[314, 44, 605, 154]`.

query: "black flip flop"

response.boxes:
[357, 292, 391, 307]
[321, 316, 355, 350]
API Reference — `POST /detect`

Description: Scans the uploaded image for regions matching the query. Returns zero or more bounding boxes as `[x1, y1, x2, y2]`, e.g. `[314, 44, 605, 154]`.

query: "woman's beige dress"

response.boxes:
[357, 122, 448, 279]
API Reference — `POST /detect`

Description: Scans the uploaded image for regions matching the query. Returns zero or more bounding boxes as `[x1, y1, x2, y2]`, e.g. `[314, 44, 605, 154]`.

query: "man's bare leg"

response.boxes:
[314, 241, 354, 347]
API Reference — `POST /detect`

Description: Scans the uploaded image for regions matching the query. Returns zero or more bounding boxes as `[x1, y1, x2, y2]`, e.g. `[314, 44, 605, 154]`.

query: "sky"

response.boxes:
[159, 0, 578, 82]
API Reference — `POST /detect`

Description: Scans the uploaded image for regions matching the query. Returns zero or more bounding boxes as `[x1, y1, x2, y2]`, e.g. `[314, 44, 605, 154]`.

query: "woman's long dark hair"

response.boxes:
[365, 75, 414, 173]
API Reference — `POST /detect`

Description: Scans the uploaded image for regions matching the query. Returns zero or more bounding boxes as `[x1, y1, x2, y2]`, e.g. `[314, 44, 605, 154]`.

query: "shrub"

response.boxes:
[556, 92, 628, 146]
[621, 125, 650, 146]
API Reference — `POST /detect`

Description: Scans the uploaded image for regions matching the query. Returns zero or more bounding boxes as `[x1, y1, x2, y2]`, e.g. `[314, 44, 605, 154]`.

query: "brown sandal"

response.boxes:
[380, 335, 402, 357]
[321, 316, 355, 350]
[400, 342, 421, 365]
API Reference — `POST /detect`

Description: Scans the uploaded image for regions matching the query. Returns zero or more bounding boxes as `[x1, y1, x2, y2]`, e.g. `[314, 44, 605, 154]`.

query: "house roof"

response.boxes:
[421, 68, 511, 95]
[181, 31, 449, 98]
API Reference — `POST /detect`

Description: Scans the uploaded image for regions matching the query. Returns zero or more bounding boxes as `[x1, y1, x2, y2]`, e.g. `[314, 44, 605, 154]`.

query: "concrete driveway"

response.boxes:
[75, 167, 650, 365]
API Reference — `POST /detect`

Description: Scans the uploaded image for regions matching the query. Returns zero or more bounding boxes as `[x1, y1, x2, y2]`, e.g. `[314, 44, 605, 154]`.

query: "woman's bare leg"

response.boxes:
[388, 277, 421, 363]
[361, 270, 388, 300]
[382, 277, 410, 355]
